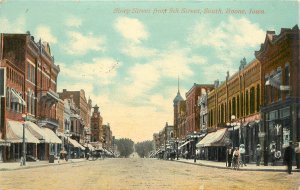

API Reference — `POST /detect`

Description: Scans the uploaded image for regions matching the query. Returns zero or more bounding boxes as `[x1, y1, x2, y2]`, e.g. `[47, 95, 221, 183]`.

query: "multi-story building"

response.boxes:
[205, 58, 262, 162]
[153, 133, 159, 151]
[103, 123, 113, 150]
[0, 33, 62, 161]
[177, 100, 187, 140]
[90, 104, 103, 143]
[173, 80, 184, 138]
[186, 84, 214, 134]
[58, 89, 92, 144]
[255, 25, 300, 163]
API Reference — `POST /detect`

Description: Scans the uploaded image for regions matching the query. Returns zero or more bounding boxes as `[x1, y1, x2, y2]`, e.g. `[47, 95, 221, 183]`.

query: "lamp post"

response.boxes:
[65, 129, 71, 161]
[226, 115, 236, 148]
[21, 113, 27, 166]
[175, 138, 179, 160]
[191, 131, 198, 163]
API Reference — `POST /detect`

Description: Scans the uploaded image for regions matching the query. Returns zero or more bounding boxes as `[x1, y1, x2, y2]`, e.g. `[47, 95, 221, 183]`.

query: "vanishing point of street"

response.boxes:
[0, 158, 299, 190]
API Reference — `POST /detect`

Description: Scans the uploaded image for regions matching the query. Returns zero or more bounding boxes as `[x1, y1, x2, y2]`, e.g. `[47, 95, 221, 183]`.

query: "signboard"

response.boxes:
[280, 85, 291, 91]
[283, 128, 290, 148]
[0, 67, 6, 97]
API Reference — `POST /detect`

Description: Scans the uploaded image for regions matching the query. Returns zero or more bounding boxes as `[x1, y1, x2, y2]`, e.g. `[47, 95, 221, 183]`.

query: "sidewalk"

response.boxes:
[0, 158, 87, 171]
[174, 159, 300, 172]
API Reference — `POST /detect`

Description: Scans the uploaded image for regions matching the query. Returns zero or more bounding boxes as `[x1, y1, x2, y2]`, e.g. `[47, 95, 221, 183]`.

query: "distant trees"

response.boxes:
[135, 140, 154, 158]
[115, 138, 134, 158]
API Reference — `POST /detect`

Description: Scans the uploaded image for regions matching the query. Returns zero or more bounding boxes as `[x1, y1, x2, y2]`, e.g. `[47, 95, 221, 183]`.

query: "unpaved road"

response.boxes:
[0, 158, 299, 190]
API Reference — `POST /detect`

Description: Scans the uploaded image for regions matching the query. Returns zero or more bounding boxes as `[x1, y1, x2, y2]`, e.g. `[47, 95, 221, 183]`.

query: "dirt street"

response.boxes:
[0, 158, 299, 190]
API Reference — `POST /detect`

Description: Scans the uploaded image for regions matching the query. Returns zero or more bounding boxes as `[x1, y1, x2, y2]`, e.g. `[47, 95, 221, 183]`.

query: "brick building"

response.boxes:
[186, 84, 214, 134]
[255, 25, 300, 163]
[103, 123, 113, 150]
[205, 58, 262, 162]
[90, 104, 103, 143]
[0, 33, 62, 162]
[58, 89, 92, 144]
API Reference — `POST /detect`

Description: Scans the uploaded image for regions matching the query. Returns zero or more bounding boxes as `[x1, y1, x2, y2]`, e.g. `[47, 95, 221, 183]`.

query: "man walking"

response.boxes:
[284, 141, 294, 174]
[255, 144, 262, 166]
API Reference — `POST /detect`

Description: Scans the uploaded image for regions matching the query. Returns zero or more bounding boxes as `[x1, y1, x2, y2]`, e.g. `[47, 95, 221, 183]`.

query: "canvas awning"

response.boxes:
[0, 139, 10, 146]
[68, 138, 85, 150]
[11, 89, 26, 106]
[196, 128, 230, 147]
[42, 128, 62, 144]
[6, 120, 40, 143]
[26, 121, 45, 141]
[178, 141, 190, 149]
[83, 143, 95, 151]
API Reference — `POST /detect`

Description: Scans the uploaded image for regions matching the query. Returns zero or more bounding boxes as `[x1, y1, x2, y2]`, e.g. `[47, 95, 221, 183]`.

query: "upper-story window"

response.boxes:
[285, 63, 290, 96]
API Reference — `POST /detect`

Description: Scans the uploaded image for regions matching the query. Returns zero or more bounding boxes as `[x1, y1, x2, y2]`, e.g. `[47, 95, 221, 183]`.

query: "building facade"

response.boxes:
[0, 33, 62, 161]
[255, 25, 300, 163]
[58, 89, 91, 144]
[90, 105, 103, 143]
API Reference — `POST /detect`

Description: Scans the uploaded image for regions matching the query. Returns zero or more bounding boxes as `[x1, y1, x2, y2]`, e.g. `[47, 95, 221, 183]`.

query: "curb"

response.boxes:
[0, 159, 88, 171]
[174, 160, 300, 172]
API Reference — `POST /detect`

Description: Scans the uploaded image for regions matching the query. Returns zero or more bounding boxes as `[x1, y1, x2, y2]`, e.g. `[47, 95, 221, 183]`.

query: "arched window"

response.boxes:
[6, 87, 10, 109]
[241, 92, 244, 116]
[237, 95, 240, 118]
[232, 97, 236, 116]
[31, 94, 35, 115]
[256, 85, 260, 112]
[250, 87, 255, 114]
[285, 63, 290, 96]
[229, 100, 231, 120]
[246, 90, 249, 115]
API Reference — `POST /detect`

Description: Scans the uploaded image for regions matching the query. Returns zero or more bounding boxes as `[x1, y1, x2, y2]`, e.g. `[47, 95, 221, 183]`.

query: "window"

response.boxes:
[246, 90, 249, 115]
[241, 93, 244, 117]
[277, 68, 282, 100]
[221, 104, 224, 123]
[250, 87, 255, 114]
[27, 63, 31, 81]
[6, 88, 10, 109]
[285, 63, 290, 96]
[232, 97, 236, 116]
[229, 100, 231, 120]
[237, 95, 240, 118]
[264, 76, 269, 104]
[256, 85, 260, 112]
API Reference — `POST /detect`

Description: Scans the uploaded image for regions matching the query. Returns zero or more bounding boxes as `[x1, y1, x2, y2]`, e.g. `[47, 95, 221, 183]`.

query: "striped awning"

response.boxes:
[6, 120, 40, 143]
[11, 89, 26, 106]
[42, 128, 62, 144]
[68, 138, 85, 150]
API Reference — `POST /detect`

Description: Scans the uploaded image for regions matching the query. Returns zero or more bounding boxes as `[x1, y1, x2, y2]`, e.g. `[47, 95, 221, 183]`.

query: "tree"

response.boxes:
[115, 138, 134, 158]
[135, 140, 154, 158]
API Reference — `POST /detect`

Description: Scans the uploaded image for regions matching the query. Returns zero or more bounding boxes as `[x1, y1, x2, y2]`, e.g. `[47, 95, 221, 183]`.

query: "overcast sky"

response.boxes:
[0, 0, 298, 142]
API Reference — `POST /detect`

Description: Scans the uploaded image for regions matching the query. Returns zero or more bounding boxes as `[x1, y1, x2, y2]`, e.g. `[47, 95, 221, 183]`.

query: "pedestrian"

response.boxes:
[295, 142, 300, 169]
[232, 147, 240, 170]
[239, 144, 246, 166]
[283, 141, 294, 174]
[270, 144, 276, 166]
[255, 144, 262, 166]
[227, 146, 233, 167]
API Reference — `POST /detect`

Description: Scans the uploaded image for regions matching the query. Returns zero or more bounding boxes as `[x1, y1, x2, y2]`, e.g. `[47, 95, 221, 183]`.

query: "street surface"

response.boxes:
[0, 158, 299, 190]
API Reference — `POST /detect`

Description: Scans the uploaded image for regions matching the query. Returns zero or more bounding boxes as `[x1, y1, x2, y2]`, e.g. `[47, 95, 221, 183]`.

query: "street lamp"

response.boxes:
[226, 115, 236, 148]
[21, 113, 27, 166]
[175, 138, 179, 160]
[190, 131, 198, 163]
[65, 129, 71, 161]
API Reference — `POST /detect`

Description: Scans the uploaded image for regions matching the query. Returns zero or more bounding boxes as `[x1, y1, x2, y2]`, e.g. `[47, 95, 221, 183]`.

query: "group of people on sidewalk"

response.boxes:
[226, 141, 300, 174]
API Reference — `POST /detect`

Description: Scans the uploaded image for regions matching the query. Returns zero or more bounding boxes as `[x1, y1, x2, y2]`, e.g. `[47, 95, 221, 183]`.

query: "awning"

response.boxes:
[68, 138, 85, 150]
[178, 141, 190, 149]
[6, 120, 40, 143]
[26, 121, 45, 141]
[11, 89, 26, 106]
[196, 128, 230, 147]
[42, 128, 62, 144]
[83, 143, 95, 151]
[0, 139, 11, 146]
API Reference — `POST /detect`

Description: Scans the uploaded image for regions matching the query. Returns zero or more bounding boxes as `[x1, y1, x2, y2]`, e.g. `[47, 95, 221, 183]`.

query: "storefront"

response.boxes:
[196, 128, 231, 162]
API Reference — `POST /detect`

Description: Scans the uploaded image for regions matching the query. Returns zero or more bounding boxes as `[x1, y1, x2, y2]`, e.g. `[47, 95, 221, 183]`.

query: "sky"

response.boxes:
[0, 0, 299, 142]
